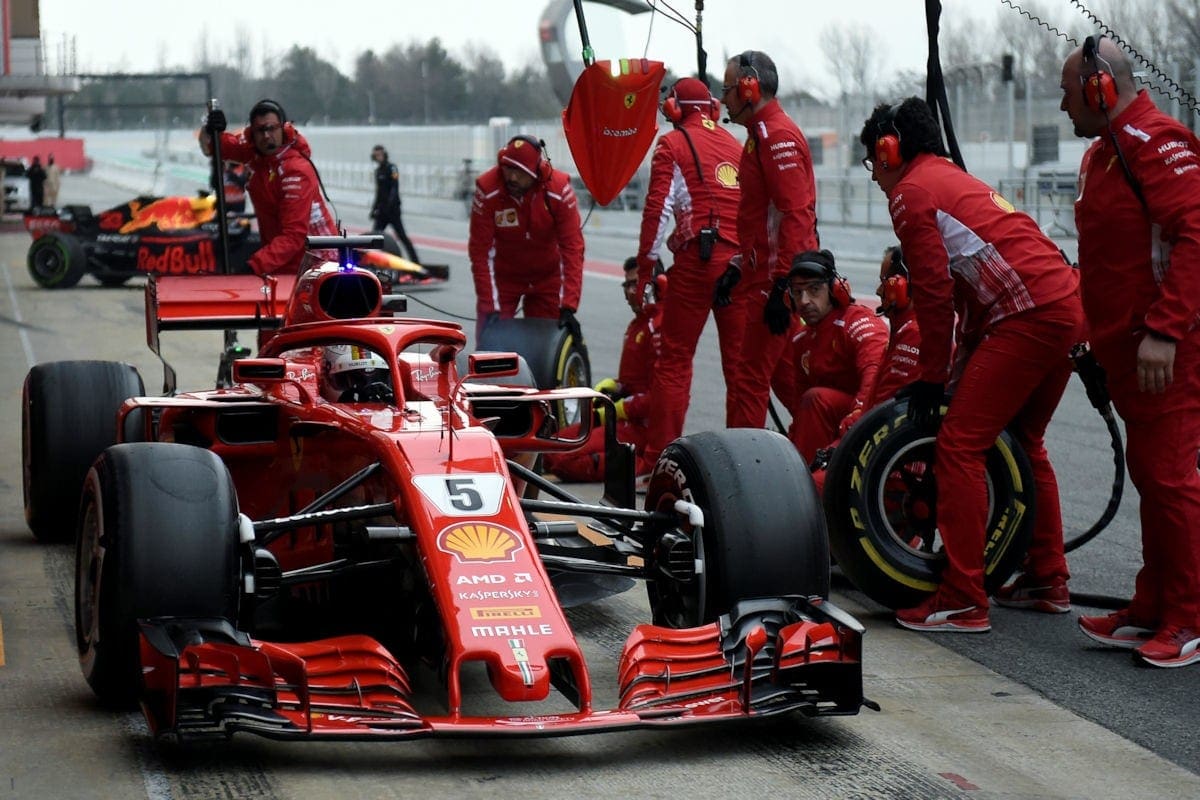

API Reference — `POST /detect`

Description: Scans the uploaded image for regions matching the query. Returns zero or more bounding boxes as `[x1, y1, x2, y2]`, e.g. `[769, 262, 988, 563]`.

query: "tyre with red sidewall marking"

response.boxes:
[643, 429, 829, 628]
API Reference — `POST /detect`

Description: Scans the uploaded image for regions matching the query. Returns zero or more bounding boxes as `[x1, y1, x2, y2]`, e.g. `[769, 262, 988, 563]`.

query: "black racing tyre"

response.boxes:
[75, 443, 241, 707]
[822, 398, 1036, 610]
[27, 232, 87, 289]
[643, 429, 829, 628]
[22, 360, 145, 543]
[478, 317, 592, 426]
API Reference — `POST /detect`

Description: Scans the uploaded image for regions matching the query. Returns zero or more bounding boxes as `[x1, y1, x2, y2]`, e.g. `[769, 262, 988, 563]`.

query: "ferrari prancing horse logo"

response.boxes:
[624, 93, 636, 109]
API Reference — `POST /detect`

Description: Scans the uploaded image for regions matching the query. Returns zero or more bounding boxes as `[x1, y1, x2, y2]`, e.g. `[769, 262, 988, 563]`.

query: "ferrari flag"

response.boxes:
[562, 58, 666, 207]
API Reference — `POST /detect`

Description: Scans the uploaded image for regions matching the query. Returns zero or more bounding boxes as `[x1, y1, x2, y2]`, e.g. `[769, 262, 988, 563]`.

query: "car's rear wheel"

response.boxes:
[22, 360, 144, 543]
[75, 443, 241, 707]
[643, 429, 829, 628]
[27, 232, 87, 288]
[823, 398, 1036, 610]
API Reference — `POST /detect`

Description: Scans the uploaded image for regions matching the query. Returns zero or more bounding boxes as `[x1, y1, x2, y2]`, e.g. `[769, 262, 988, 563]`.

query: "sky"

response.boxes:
[37, 1, 1007, 100]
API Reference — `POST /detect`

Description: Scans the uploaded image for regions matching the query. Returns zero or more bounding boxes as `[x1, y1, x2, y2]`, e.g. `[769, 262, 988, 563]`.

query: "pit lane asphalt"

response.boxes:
[0, 173, 1195, 800]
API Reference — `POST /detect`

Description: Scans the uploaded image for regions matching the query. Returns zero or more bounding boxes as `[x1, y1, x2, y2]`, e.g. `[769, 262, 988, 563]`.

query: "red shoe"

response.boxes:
[1135, 626, 1200, 668]
[1077, 609, 1155, 649]
[896, 592, 991, 633]
[991, 573, 1070, 614]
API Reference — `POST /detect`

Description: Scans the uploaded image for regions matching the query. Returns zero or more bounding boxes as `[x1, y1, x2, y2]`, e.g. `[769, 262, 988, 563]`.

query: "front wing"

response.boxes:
[138, 597, 864, 743]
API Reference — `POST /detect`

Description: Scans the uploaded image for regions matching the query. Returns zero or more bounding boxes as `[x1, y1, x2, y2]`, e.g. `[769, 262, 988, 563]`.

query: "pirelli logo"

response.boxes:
[470, 606, 542, 620]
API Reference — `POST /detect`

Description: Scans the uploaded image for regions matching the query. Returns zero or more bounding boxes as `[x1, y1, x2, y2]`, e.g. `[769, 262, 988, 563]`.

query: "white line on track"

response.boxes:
[3, 257, 35, 368]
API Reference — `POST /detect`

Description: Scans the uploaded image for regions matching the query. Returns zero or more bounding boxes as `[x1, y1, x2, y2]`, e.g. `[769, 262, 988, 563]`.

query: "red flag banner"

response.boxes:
[562, 58, 666, 207]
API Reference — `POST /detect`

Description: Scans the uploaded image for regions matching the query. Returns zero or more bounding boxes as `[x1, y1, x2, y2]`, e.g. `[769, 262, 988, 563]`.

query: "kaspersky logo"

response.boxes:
[437, 523, 524, 563]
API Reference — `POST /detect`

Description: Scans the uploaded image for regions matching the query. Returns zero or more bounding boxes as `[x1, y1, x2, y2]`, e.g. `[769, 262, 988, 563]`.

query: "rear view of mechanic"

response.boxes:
[1062, 37, 1200, 668]
[719, 50, 819, 428]
[199, 99, 338, 275]
[468, 135, 585, 347]
[636, 77, 746, 465]
[785, 250, 887, 464]
[543, 258, 663, 482]
[370, 145, 421, 264]
[861, 97, 1084, 634]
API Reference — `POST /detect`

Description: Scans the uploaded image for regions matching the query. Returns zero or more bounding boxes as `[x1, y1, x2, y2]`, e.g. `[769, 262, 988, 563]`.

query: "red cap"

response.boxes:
[498, 137, 542, 178]
[669, 77, 715, 116]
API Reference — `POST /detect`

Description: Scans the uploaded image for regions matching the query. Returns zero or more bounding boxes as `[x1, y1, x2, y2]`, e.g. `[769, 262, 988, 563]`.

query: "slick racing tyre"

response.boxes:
[27, 232, 87, 288]
[23, 360, 145, 543]
[643, 429, 829, 628]
[822, 398, 1036, 610]
[477, 316, 591, 427]
[75, 443, 241, 707]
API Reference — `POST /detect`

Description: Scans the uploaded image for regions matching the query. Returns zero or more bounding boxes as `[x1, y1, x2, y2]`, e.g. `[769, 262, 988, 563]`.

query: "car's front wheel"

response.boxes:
[643, 429, 829, 628]
[75, 443, 241, 707]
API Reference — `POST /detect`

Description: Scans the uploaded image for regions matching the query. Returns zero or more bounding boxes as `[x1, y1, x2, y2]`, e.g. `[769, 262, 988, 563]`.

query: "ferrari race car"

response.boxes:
[21, 239, 865, 744]
[23, 194, 449, 292]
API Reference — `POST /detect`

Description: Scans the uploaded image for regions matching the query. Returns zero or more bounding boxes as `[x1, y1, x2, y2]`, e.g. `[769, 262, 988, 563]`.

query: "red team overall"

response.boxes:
[1062, 37, 1200, 667]
[468, 135, 585, 345]
[720, 51, 819, 427]
[861, 98, 1084, 634]
[636, 77, 746, 464]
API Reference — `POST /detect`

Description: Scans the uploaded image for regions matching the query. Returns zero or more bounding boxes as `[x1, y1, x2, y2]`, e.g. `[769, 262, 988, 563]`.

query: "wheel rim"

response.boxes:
[557, 350, 589, 426]
[647, 488, 706, 628]
[75, 492, 105, 671]
[874, 437, 996, 560]
[31, 242, 67, 283]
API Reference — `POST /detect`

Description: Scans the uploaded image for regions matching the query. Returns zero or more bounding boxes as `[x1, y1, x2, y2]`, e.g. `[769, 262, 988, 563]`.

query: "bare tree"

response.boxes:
[820, 21, 883, 101]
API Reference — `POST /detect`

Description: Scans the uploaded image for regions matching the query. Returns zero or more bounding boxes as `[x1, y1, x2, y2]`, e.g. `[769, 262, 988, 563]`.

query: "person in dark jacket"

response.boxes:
[370, 145, 420, 264]
[27, 155, 46, 209]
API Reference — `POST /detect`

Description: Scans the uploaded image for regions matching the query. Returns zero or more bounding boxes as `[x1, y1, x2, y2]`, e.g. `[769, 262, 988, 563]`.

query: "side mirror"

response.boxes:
[467, 352, 520, 379]
[231, 357, 287, 384]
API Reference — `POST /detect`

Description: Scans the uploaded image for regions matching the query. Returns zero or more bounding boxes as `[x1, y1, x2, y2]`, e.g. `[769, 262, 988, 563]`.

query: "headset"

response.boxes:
[249, 98, 287, 125]
[791, 256, 852, 308]
[880, 246, 910, 312]
[875, 104, 903, 171]
[737, 52, 762, 105]
[499, 135, 553, 181]
[662, 81, 720, 124]
[1081, 35, 1119, 113]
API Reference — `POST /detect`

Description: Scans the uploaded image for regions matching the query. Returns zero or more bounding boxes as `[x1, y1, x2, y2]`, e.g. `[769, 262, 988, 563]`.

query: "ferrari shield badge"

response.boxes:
[562, 58, 665, 206]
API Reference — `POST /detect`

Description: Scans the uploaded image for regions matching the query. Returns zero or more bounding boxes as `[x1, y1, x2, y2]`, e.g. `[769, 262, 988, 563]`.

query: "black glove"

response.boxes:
[763, 276, 792, 335]
[713, 255, 742, 308]
[204, 107, 227, 134]
[896, 380, 945, 431]
[559, 307, 584, 344]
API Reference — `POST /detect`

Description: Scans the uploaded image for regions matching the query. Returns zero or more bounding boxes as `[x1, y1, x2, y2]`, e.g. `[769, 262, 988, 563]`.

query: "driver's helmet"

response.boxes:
[320, 344, 391, 402]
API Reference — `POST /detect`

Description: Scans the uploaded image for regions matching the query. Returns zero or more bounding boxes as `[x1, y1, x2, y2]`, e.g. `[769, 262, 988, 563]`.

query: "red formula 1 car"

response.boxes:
[23, 194, 449, 292]
[21, 238, 863, 744]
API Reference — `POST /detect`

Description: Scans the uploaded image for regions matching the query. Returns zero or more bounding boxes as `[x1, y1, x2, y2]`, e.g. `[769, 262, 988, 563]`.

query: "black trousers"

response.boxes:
[371, 205, 420, 264]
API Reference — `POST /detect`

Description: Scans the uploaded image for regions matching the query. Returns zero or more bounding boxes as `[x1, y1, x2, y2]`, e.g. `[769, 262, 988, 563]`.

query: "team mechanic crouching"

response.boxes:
[785, 249, 887, 466]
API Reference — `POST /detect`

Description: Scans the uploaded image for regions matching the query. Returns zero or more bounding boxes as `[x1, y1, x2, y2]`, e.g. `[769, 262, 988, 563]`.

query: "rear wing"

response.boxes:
[146, 273, 297, 394]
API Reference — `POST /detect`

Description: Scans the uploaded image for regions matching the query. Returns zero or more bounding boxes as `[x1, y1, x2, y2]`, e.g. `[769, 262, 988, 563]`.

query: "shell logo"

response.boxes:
[715, 162, 739, 188]
[624, 93, 636, 109]
[438, 523, 524, 563]
[990, 192, 1015, 213]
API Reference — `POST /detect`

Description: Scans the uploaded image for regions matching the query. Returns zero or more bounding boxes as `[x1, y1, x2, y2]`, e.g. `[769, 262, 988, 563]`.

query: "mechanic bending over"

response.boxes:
[468, 135, 585, 348]
[199, 99, 338, 276]
[784, 249, 887, 466]
[635, 77, 746, 467]
[543, 258, 663, 482]
[1061, 37, 1200, 668]
[719, 50, 819, 429]
[370, 145, 421, 265]
[860, 97, 1084, 635]
[808, 245, 923, 496]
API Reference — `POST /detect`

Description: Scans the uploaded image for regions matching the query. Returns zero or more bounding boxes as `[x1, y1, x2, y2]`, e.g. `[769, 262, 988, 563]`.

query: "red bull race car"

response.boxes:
[23, 194, 448, 292]
[21, 236, 864, 745]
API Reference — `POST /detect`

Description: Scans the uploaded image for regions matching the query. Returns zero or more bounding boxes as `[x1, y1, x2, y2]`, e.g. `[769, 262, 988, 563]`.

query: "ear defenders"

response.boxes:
[791, 258, 853, 307]
[498, 135, 553, 181]
[662, 85, 720, 124]
[249, 98, 287, 125]
[881, 247, 910, 311]
[1081, 35, 1119, 112]
[875, 104, 902, 171]
[737, 52, 762, 105]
